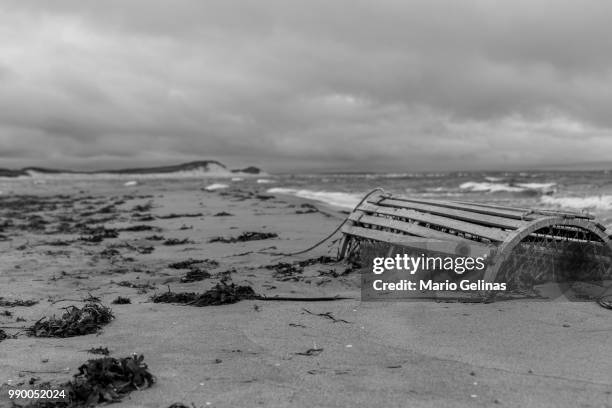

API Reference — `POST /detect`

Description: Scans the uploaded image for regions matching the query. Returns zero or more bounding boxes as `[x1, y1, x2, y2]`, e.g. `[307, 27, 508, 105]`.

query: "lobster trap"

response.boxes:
[340, 192, 612, 294]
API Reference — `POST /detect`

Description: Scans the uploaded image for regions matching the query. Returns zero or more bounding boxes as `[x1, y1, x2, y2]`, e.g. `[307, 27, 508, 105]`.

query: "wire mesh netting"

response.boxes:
[495, 225, 612, 295]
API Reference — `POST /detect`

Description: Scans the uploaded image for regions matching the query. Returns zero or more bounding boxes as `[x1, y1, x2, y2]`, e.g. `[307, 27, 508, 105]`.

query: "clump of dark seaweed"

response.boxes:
[213, 211, 234, 217]
[151, 290, 198, 304]
[46, 239, 75, 246]
[255, 194, 275, 200]
[111, 296, 131, 305]
[145, 235, 165, 241]
[119, 225, 160, 232]
[209, 231, 278, 243]
[168, 259, 219, 269]
[79, 227, 119, 243]
[67, 354, 155, 406]
[296, 256, 336, 267]
[133, 213, 155, 221]
[0, 329, 9, 342]
[295, 203, 319, 214]
[100, 248, 121, 258]
[116, 281, 156, 291]
[163, 238, 194, 246]
[27, 302, 114, 338]
[180, 269, 211, 283]
[80, 205, 116, 217]
[0, 297, 38, 307]
[265, 256, 337, 281]
[131, 202, 154, 212]
[157, 212, 203, 219]
[151, 281, 256, 306]
[266, 262, 304, 281]
[87, 347, 110, 355]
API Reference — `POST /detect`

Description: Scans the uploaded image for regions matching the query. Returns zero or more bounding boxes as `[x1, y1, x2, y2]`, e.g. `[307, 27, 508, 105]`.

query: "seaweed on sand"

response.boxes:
[163, 238, 194, 246]
[119, 225, 160, 232]
[0, 297, 38, 307]
[168, 259, 219, 269]
[266, 262, 304, 281]
[116, 281, 156, 292]
[157, 212, 203, 219]
[296, 256, 336, 267]
[49, 354, 155, 406]
[111, 296, 131, 305]
[295, 203, 319, 214]
[27, 302, 114, 338]
[79, 227, 119, 243]
[151, 281, 256, 306]
[0, 329, 9, 342]
[265, 256, 337, 281]
[209, 231, 278, 243]
[131, 202, 154, 212]
[151, 290, 198, 304]
[255, 194, 275, 200]
[87, 347, 110, 355]
[133, 213, 156, 221]
[180, 268, 211, 283]
[145, 235, 165, 241]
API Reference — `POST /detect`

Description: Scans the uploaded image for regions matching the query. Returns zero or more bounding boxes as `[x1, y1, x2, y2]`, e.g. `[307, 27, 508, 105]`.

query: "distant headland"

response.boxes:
[0, 161, 263, 178]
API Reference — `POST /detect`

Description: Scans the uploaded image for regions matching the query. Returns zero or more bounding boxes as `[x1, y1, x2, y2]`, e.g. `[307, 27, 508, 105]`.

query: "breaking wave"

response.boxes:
[267, 188, 361, 209]
[204, 183, 229, 191]
[540, 195, 612, 210]
[459, 181, 556, 194]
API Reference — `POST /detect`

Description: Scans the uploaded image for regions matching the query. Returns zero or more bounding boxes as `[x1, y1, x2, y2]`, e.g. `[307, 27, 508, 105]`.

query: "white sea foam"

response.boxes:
[484, 176, 503, 182]
[204, 183, 229, 191]
[459, 181, 525, 193]
[231, 177, 243, 182]
[540, 195, 612, 210]
[418, 192, 464, 197]
[257, 179, 275, 184]
[124, 180, 138, 187]
[267, 188, 361, 209]
[515, 182, 556, 190]
[460, 181, 556, 193]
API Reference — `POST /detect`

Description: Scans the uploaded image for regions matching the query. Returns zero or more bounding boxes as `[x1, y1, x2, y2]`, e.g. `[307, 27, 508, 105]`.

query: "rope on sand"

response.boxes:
[258, 188, 387, 258]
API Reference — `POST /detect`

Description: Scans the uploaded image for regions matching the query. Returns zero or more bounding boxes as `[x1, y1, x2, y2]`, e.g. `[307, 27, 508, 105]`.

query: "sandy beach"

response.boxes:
[1, 180, 611, 408]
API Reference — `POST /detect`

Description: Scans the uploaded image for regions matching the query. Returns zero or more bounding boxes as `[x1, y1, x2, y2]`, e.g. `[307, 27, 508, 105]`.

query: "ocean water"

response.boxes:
[2, 170, 612, 225]
[267, 171, 612, 226]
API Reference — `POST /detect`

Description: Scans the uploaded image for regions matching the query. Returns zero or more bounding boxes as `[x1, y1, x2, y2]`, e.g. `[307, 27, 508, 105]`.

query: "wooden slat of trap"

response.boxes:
[341, 225, 493, 258]
[377, 196, 537, 220]
[451, 200, 594, 220]
[348, 212, 469, 242]
[357, 202, 510, 242]
[369, 196, 525, 230]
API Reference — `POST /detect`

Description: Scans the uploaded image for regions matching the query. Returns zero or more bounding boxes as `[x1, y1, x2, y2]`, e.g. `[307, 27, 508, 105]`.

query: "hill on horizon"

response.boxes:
[0, 160, 262, 178]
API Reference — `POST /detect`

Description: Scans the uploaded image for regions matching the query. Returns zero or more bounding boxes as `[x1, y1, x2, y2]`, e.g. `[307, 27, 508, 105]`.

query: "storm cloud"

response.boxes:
[1, 0, 611, 171]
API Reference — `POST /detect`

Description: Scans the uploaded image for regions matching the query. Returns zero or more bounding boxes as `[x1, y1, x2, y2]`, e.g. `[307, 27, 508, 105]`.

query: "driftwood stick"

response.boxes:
[254, 296, 353, 301]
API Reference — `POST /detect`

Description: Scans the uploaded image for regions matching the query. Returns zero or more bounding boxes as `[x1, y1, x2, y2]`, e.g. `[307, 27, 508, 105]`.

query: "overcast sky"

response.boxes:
[1, 0, 611, 172]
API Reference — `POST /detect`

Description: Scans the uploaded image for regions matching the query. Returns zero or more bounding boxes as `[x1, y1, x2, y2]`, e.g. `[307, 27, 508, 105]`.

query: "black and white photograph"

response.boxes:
[1, 1, 612, 407]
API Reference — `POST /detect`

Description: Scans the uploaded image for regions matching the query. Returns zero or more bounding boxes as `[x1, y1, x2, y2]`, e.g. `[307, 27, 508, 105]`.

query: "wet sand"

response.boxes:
[1, 180, 611, 407]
